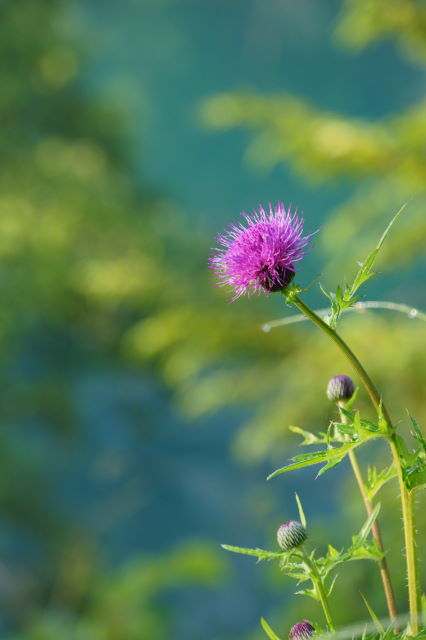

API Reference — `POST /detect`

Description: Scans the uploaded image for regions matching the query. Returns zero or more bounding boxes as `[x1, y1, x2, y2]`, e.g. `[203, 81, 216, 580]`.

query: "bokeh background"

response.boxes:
[0, 0, 425, 638]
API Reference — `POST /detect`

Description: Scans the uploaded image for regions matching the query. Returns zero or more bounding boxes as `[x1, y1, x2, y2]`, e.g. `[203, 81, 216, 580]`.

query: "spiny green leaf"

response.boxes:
[346, 203, 407, 301]
[321, 204, 408, 327]
[358, 503, 381, 542]
[327, 545, 340, 559]
[365, 464, 397, 500]
[286, 571, 311, 583]
[343, 386, 359, 410]
[295, 587, 319, 600]
[267, 441, 362, 480]
[221, 545, 284, 561]
[295, 492, 307, 528]
[327, 573, 338, 597]
[260, 618, 283, 640]
[405, 465, 426, 493]
[316, 456, 345, 477]
[408, 411, 426, 453]
[377, 401, 390, 434]
[289, 425, 328, 445]
[360, 592, 385, 633]
[333, 422, 356, 438]
[346, 542, 383, 562]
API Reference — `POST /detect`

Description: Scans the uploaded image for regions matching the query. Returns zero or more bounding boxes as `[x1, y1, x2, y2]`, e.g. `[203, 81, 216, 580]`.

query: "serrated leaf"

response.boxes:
[333, 422, 356, 438]
[327, 573, 338, 596]
[316, 456, 346, 477]
[365, 464, 397, 500]
[267, 441, 362, 480]
[221, 544, 284, 561]
[360, 592, 385, 633]
[346, 203, 407, 301]
[343, 387, 359, 410]
[289, 425, 328, 445]
[405, 465, 426, 493]
[377, 401, 390, 434]
[358, 503, 381, 542]
[261, 618, 283, 640]
[394, 434, 426, 492]
[295, 587, 319, 600]
[295, 492, 307, 528]
[327, 545, 339, 559]
[408, 411, 426, 453]
[323, 204, 407, 327]
[347, 543, 383, 562]
[286, 572, 310, 583]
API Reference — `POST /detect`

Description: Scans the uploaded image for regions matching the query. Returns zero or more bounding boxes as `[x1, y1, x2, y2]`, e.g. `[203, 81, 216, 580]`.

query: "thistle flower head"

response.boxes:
[327, 374, 355, 403]
[277, 520, 307, 550]
[209, 203, 316, 300]
[289, 621, 315, 640]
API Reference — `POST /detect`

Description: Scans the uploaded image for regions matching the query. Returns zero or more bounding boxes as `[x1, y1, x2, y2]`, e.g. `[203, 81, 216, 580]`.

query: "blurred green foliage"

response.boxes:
[11, 542, 226, 640]
[0, 0, 228, 637]
[0, 0, 424, 638]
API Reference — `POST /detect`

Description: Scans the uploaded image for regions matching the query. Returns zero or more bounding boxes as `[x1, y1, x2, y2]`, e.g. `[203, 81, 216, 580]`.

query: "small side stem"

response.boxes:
[302, 548, 335, 631]
[338, 405, 398, 625]
[288, 293, 419, 632]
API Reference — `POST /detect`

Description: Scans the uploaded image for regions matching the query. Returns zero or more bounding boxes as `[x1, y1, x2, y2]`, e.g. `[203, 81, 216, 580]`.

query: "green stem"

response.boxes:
[338, 405, 398, 626]
[389, 440, 419, 635]
[302, 548, 335, 631]
[288, 293, 419, 633]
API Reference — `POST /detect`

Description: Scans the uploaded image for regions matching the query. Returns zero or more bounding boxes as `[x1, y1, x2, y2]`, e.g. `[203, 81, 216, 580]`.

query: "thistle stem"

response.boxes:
[288, 293, 419, 633]
[338, 404, 398, 625]
[302, 548, 335, 631]
[389, 439, 419, 635]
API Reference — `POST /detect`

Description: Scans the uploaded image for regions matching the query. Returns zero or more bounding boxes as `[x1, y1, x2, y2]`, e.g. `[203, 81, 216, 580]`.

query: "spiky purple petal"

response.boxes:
[209, 203, 316, 300]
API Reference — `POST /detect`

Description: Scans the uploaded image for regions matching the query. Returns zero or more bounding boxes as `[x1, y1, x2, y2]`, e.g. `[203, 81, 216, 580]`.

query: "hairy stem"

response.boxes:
[389, 440, 419, 634]
[302, 548, 335, 631]
[288, 293, 419, 633]
[338, 404, 398, 625]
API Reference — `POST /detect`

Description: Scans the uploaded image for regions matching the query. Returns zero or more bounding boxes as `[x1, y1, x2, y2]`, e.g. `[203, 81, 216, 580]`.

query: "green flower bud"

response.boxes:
[277, 520, 307, 550]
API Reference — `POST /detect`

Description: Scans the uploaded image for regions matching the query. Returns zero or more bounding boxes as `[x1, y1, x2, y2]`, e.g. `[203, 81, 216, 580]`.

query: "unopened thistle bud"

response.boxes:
[277, 520, 307, 550]
[326, 374, 355, 403]
[289, 621, 315, 640]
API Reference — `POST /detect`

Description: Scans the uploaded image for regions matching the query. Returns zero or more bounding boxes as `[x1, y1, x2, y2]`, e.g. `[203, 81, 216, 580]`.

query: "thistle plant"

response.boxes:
[210, 202, 426, 639]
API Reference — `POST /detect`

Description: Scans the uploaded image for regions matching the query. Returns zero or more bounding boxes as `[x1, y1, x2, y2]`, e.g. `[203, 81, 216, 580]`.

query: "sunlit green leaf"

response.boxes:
[295, 492, 307, 528]
[261, 617, 283, 640]
[221, 544, 285, 562]
[365, 464, 397, 500]
[360, 592, 385, 634]
[267, 441, 363, 480]
[289, 425, 328, 445]
[358, 503, 381, 542]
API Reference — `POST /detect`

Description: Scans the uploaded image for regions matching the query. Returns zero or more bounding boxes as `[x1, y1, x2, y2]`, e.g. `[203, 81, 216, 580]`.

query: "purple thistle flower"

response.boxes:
[289, 621, 315, 640]
[327, 374, 355, 403]
[209, 203, 316, 300]
[277, 520, 307, 550]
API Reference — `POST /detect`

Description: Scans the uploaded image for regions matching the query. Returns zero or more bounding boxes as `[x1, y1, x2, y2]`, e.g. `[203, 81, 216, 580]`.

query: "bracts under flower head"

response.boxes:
[326, 375, 355, 403]
[289, 621, 315, 640]
[277, 520, 307, 551]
